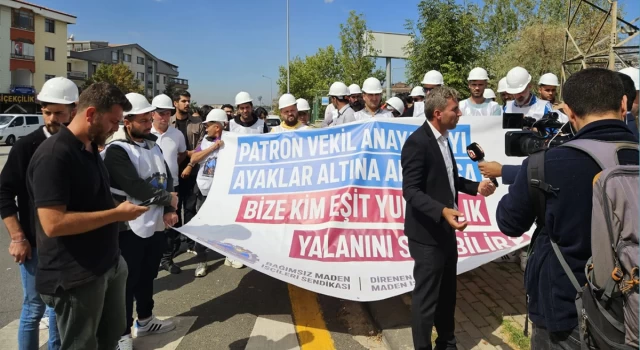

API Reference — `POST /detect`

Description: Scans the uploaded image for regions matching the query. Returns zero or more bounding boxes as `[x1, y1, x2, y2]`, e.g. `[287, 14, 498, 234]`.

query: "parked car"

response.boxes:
[0, 114, 44, 145]
[266, 115, 281, 127]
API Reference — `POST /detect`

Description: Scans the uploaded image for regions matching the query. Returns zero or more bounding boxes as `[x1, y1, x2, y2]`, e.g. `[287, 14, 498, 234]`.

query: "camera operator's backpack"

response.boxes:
[527, 139, 639, 350]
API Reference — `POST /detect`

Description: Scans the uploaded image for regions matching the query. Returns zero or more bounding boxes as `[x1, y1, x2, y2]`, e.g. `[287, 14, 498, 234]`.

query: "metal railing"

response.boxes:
[67, 71, 87, 79]
[11, 53, 34, 60]
[169, 78, 189, 86]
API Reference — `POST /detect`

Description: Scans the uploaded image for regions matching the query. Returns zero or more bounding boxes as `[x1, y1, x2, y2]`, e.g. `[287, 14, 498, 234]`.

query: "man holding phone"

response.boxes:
[401, 87, 495, 350]
[102, 93, 179, 349]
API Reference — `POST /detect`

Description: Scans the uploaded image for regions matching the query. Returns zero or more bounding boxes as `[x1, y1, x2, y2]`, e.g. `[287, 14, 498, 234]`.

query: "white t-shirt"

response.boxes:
[151, 125, 187, 186]
[459, 98, 503, 117]
[195, 137, 220, 197]
[229, 118, 266, 134]
[413, 101, 425, 118]
[322, 104, 337, 127]
[354, 108, 394, 121]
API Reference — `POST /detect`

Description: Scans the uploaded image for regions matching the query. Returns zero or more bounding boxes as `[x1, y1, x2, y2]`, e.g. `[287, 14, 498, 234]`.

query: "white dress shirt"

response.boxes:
[426, 120, 456, 207]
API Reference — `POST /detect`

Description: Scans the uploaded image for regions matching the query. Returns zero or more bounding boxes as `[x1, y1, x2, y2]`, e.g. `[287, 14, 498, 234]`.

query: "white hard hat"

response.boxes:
[619, 67, 639, 90]
[296, 98, 310, 111]
[278, 93, 297, 109]
[421, 70, 444, 85]
[505, 67, 532, 94]
[497, 77, 508, 93]
[124, 93, 156, 115]
[235, 91, 253, 106]
[468, 67, 489, 81]
[151, 94, 175, 110]
[37, 77, 78, 104]
[203, 109, 228, 123]
[328, 82, 350, 97]
[362, 77, 383, 94]
[386, 97, 405, 115]
[348, 84, 362, 95]
[483, 88, 496, 99]
[538, 73, 560, 86]
[409, 86, 425, 97]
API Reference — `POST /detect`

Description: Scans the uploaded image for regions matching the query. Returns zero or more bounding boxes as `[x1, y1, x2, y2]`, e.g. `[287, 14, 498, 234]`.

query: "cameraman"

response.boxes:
[496, 68, 638, 348]
[478, 162, 520, 185]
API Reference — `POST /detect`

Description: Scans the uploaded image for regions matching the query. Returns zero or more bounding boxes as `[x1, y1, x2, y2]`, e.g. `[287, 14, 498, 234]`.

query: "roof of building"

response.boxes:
[13, 0, 76, 18]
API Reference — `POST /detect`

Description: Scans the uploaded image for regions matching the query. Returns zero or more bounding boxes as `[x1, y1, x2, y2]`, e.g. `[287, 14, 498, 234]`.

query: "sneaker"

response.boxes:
[195, 262, 208, 277]
[224, 258, 244, 269]
[116, 335, 133, 350]
[134, 316, 175, 337]
[493, 251, 519, 263]
[161, 261, 182, 274]
[519, 250, 528, 272]
[186, 249, 198, 256]
[39, 316, 49, 330]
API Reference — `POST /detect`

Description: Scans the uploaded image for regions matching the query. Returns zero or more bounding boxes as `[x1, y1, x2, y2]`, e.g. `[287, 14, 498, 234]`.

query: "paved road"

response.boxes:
[0, 145, 386, 350]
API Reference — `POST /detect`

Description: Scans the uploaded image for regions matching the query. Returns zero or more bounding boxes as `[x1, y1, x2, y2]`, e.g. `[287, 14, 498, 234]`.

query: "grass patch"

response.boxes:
[501, 320, 531, 350]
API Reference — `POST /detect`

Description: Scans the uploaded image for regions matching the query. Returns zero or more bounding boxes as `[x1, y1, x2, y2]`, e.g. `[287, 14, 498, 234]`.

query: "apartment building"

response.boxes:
[67, 39, 189, 99]
[0, 0, 75, 112]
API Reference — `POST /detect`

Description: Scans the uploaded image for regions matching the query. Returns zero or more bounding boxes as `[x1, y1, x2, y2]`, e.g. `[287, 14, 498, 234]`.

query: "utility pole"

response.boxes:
[608, 0, 618, 70]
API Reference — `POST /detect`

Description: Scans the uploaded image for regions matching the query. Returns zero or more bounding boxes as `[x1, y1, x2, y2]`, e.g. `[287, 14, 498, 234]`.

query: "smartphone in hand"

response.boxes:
[138, 195, 161, 207]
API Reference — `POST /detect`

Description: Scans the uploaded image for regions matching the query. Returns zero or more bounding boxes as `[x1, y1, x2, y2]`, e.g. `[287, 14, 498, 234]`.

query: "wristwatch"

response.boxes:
[187, 163, 195, 168]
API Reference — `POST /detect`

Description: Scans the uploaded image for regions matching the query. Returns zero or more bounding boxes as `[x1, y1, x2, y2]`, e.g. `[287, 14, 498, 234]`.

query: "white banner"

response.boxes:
[176, 116, 533, 302]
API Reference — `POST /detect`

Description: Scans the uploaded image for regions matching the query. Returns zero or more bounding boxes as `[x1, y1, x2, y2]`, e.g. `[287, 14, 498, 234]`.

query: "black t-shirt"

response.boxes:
[27, 126, 119, 295]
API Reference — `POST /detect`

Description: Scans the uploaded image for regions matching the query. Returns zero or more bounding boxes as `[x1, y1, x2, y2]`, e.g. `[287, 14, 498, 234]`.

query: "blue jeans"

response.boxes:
[19, 247, 60, 350]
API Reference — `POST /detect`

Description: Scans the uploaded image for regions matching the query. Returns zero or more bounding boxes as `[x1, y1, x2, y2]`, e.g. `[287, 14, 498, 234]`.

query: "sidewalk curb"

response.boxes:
[364, 295, 414, 350]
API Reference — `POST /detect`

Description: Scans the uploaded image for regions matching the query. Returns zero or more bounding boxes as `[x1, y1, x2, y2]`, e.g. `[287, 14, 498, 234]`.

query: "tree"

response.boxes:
[338, 11, 385, 85]
[404, 0, 481, 95]
[84, 63, 143, 94]
[257, 96, 263, 106]
[163, 80, 175, 98]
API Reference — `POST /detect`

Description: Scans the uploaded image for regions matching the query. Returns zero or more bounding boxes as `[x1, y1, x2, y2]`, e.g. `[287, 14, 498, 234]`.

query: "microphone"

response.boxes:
[466, 142, 499, 187]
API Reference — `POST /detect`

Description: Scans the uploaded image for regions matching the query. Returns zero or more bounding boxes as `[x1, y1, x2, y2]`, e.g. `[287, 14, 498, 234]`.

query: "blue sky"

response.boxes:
[40, 0, 640, 105]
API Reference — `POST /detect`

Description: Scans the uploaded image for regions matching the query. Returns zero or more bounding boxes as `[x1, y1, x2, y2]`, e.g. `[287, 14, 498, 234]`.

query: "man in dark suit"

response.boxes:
[401, 86, 496, 350]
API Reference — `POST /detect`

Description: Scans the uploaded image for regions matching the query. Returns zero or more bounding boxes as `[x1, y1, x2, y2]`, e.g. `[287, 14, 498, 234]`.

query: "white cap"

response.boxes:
[497, 77, 508, 93]
[296, 98, 310, 111]
[483, 88, 496, 99]
[421, 70, 444, 85]
[235, 91, 252, 105]
[386, 97, 405, 115]
[538, 73, 560, 86]
[329, 82, 350, 97]
[124, 93, 156, 115]
[409, 86, 425, 97]
[151, 94, 175, 110]
[348, 84, 362, 95]
[37, 77, 79, 105]
[468, 67, 489, 81]
[278, 93, 297, 109]
[505, 67, 532, 94]
[203, 109, 228, 123]
[619, 67, 639, 90]
[362, 77, 383, 94]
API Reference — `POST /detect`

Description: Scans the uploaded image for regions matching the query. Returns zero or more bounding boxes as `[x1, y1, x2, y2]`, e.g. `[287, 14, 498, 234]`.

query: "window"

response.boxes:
[11, 9, 34, 31]
[156, 90, 160, 95]
[136, 72, 144, 81]
[26, 116, 40, 125]
[45, 74, 55, 81]
[44, 47, 55, 61]
[91, 64, 97, 74]
[111, 51, 118, 62]
[10, 117, 24, 127]
[137, 57, 144, 65]
[156, 75, 159, 83]
[67, 62, 71, 71]
[44, 18, 55, 33]
[124, 54, 131, 62]
[11, 41, 34, 60]
[163, 76, 166, 84]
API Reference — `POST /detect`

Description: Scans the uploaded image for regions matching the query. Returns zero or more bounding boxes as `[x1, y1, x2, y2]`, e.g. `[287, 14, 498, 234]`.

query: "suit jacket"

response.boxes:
[401, 121, 479, 248]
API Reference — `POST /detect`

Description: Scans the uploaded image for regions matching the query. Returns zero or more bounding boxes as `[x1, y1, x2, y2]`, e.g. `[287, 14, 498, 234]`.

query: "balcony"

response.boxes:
[169, 78, 189, 89]
[67, 71, 87, 80]
[11, 53, 34, 60]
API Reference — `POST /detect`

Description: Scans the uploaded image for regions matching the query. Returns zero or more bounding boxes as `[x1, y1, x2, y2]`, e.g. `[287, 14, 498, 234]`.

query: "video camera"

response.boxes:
[503, 111, 573, 157]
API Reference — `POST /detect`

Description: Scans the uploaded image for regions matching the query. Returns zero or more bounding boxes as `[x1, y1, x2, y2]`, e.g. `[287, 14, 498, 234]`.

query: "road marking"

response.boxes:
[0, 319, 48, 350]
[288, 284, 335, 350]
[245, 316, 300, 350]
[0, 316, 196, 350]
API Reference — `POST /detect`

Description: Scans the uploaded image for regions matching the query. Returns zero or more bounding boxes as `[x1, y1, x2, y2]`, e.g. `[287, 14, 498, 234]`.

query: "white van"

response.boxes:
[0, 114, 44, 145]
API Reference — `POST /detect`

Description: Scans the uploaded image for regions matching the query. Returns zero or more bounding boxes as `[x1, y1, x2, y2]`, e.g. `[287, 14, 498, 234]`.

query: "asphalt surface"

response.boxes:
[0, 144, 386, 350]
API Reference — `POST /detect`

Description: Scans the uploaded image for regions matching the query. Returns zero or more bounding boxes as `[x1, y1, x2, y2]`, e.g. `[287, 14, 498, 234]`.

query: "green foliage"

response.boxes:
[84, 63, 144, 95]
[404, 0, 481, 95]
[163, 80, 176, 98]
[338, 11, 385, 85]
